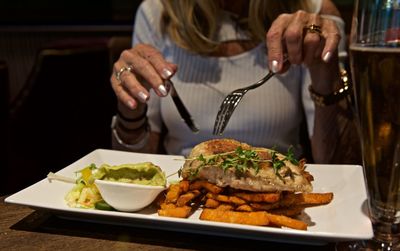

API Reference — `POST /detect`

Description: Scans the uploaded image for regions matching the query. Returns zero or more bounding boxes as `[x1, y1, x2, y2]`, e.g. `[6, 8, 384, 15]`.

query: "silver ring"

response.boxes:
[115, 65, 133, 82]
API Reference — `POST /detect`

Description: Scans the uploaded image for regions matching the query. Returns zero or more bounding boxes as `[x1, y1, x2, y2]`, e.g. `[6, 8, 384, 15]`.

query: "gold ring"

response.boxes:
[115, 65, 133, 82]
[305, 24, 322, 35]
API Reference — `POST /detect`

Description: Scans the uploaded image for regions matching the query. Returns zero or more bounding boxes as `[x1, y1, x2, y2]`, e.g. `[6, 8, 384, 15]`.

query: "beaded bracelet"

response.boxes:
[308, 69, 352, 107]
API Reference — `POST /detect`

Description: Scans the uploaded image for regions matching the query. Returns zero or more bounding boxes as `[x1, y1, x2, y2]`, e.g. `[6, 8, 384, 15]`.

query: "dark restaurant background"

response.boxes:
[1, 0, 354, 195]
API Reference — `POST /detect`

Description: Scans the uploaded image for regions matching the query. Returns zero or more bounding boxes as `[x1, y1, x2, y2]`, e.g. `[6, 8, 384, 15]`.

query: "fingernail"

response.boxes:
[158, 84, 168, 96]
[323, 51, 332, 62]
[161, 68, 173, 79]
[138, 91, 148, 102]
[127, 100, 135, 109]
[271, 60, 279, 73]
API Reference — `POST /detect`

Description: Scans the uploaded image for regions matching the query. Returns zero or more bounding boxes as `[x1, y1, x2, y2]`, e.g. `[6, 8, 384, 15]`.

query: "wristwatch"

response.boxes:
[309, 69, 352, 107]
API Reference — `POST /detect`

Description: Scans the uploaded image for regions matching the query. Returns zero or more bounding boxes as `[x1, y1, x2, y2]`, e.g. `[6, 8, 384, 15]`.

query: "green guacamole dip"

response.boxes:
[95, 162, 166, 186]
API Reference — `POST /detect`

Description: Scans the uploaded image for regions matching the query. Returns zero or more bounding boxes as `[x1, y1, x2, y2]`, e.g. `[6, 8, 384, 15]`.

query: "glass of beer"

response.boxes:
[349, 0, 400, 250]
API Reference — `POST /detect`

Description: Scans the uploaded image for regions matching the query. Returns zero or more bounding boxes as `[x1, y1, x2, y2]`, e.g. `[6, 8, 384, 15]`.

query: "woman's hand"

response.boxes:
[110, 43, 177, 109]
[266, 10, 341, 73]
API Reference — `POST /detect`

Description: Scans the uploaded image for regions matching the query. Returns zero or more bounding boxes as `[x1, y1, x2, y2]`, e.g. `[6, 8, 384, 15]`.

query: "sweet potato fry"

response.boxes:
[189, 180, 223, 194]
[249, 202, 280, 211]
[179, 180, 190, 193]
[165, 183, 182, 203]
[236, 204, 253, 212]
[302, 193, 333, 205]
[268, 206, 305, 217]
[158, 204, 192, 218]
[216, 204, 234, 211]
[280, 193, 333, 207]
[159, 202, 175, 210]
[234, 192, 281, 203]
[206, 193, 246, 205]
[265, 212, 307, 230]
[176, 190, 201, 207]
[200, 209, 270, 226]
[204, 198, 220, 208]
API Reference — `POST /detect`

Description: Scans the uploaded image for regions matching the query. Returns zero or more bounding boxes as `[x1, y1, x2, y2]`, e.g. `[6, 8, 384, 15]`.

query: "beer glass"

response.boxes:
[348, 0, 400, 250]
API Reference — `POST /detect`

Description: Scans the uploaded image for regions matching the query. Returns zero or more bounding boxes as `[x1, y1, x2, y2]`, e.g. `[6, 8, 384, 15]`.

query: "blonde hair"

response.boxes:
[160, 0, 311, 55]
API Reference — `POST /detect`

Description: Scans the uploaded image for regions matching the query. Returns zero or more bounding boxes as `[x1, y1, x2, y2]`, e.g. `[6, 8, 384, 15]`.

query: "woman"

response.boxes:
[110, 0, 360, 164]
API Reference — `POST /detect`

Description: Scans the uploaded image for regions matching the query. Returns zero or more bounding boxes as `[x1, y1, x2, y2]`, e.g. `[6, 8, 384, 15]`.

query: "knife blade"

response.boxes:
[166, 79, 199, 133]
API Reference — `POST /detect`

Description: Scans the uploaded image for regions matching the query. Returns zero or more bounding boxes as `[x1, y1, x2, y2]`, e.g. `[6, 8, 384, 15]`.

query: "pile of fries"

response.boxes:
[158, 180, 333, 230]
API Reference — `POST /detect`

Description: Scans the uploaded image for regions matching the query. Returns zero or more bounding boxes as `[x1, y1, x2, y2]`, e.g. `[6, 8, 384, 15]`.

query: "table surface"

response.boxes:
[0, 195, 337, 251]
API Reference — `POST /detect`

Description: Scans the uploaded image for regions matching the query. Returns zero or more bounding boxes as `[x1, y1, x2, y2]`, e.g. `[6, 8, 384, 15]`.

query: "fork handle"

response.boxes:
[247, 71, 275, 90]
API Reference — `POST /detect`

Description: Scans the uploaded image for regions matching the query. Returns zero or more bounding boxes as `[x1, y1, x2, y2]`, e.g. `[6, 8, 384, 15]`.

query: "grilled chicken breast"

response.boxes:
[181, 139, 313, 192]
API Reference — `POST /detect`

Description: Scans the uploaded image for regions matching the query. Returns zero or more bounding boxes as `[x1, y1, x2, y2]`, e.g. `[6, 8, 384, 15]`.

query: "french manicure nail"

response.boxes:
[271, 60, 279, 73]
[323, 51, 332, 62]
[127, 100, 135, 109]
[161, 68, 173, 79]
[158, 84, 168, 96]
[138, 91, 148, 102]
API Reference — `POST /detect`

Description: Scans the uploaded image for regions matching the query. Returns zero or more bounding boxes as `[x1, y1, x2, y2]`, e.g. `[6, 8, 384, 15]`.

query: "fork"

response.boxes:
[213, 70, 276, 135]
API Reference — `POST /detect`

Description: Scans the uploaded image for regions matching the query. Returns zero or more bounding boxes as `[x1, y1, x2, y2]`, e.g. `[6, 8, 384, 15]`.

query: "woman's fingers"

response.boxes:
[110, 70, 139, 109]
[320, 19, 341, 62]
[266, 11, 341, 71]
[136, 44, 176, 80]
[302, 14, 324, 65]
[284, 11, 310, 65]
[266, 14, 290, 73]
[119, 46, 167, 97]
[111, 44, 177, 110]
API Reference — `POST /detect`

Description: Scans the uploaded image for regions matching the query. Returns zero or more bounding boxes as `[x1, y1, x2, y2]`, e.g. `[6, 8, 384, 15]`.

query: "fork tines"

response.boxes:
[212, 69, 276, 135]
[213, 92, 243, 135]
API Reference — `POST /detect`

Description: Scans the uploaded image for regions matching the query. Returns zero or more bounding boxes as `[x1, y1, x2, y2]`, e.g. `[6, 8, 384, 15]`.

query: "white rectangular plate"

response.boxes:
[5, 149, 373, 245]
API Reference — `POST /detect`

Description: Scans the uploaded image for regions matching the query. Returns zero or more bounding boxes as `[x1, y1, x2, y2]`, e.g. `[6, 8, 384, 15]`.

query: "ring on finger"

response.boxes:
[116, 65, 133, 82]
[305, 24, 322, 35]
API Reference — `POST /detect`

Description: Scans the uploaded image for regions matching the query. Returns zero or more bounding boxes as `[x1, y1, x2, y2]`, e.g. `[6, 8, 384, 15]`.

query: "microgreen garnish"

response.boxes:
[181, 146, 299, 180]
[183, 147, 264, 179]
[221, 147, 260, 175]
[270, 146, 298, 181]
[286, 146, 299, 165]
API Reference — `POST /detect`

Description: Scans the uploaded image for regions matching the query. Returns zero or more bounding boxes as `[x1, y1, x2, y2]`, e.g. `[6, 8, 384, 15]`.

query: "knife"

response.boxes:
[166, 79, 199, 133]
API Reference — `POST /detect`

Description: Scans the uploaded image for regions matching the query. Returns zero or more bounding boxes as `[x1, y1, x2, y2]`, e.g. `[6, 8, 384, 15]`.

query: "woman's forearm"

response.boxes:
[309, 59, 362, 164]
[312, 98, 361, 164]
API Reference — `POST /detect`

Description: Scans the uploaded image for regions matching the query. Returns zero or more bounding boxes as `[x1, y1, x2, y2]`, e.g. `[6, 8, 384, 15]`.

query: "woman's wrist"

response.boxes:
[116, 100, 148, 130]
[308, 55, 340, 95]
[309, 68, 351, 107]
[111, 115, 149, 150]
[117, 100, 147, 120]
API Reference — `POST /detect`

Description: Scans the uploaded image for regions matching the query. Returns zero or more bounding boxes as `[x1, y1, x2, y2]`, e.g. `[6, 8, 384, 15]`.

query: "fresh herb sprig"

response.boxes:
[221, 147, 261, 175]
[270, 146, 299, 178]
